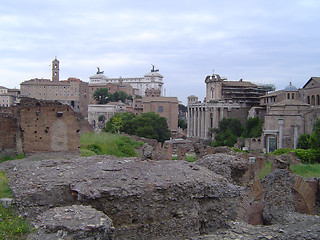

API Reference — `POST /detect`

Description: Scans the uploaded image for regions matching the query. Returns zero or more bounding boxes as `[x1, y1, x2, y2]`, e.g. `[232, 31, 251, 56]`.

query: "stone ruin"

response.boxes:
[0, 145, 319, 239]
[0, 98, 92, 156]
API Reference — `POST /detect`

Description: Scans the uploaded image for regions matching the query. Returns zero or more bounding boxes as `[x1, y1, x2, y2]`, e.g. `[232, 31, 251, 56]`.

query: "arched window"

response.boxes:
[291, 93, 294, 99]
[158, 106, 163, 113]
[287, 93, 290, 99]
[317, 95, 320, 105]
[311, 95, 315, 105]
[307, 96, 310, 104]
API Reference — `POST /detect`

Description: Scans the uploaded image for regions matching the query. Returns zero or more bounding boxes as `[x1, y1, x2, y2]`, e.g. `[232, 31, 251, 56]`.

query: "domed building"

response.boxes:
[262, 81, 320, 152]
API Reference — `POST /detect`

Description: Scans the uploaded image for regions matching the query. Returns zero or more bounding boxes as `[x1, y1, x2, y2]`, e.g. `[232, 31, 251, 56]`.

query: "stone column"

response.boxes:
[213, 107, 218, 129]
[293, 126, 298, 149]
[220, 107, 224, 120]
[200, 108, 204, 138]
[187, 107, 191, 137]
[193, 108, 197, 138]
[204, 107, 209, 139]
[197, 107, 201, 138]
[278, 119, 284, 149]
[177, 146, 186, 160]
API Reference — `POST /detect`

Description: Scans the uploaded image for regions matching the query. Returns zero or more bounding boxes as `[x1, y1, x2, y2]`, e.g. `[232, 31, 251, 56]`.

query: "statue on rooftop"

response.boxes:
[151, 64, 159, 72]
[96, 67, 104, 74]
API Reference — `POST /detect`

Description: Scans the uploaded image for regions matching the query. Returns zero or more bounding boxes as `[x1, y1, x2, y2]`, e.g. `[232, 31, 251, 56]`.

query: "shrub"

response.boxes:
[294, 149, 320, 164]
[297, 134, 311, 149]
[270, 148, 320, 164]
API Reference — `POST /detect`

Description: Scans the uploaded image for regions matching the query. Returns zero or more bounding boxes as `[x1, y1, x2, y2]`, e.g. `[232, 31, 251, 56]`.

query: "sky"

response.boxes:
[0, 0, 319, 104]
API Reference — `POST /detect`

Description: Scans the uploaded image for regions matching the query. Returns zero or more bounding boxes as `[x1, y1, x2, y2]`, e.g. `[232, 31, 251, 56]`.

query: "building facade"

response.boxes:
[0, 86, 20, 107]
[20, 58, 89, 117]
[187, 74, 269, 139]
[89, 66, 164, 97]
[88, 102, 127, 131]
[262, 81, 320, 152]
[142, 97, 179, 133]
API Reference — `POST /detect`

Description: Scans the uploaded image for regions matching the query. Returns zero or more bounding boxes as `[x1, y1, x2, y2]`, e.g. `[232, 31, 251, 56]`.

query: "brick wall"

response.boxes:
[0, 112, 19, 154]
[0, 98, 82, 154]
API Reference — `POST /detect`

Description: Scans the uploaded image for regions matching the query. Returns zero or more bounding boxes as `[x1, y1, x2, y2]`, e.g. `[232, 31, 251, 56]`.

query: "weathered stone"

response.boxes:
[261, 169, 297, 224]
[190, 213, 320, 240]
[27, 205, 114, 240]
[196, 153, 250, 186]
[0, 197, 14, 208]
[177, 146, 187, 160]
[1, 154, 242, 239]
[238, 180, 264, 225]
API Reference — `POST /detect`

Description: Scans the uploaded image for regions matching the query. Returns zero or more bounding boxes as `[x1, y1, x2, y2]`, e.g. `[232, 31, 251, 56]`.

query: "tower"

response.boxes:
[52, 57, 59, 82]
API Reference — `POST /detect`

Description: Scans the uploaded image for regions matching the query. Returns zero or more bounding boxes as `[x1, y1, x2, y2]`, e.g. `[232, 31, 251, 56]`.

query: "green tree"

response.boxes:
[93, 88, 109, 104]
[135, 112, 171, 142]
[243, 117, 263, 138]
[178, 119, 187, 130]
[104, 112, 136, 134]
[211, 118, 243, 147]
[111, 116, 123, 134]
[103, 112, 171, 142]
[297, 134, 311, 149]
[297, 119, 320, 150]
[310, 120, 320, 149]
[178, 104, 187, 112]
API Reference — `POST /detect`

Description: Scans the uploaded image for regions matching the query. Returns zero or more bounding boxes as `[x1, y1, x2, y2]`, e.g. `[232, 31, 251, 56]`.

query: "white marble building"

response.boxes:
[89, 66, 164, 97]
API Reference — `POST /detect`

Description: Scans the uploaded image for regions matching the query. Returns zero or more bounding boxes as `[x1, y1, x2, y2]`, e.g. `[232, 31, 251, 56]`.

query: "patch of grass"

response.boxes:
[80, 149, 97, 157]
[0, 171, 32, 238]
[259, 162, 320, 179]
[172, 154, 195, 162]
[0, 171, 13, 198]
[259, 162, 272, 180]
[80, 132, 143, 158]
[290, 163, 320, 178]
[0, 205, 32, 239]
[0, 153, 25, 164]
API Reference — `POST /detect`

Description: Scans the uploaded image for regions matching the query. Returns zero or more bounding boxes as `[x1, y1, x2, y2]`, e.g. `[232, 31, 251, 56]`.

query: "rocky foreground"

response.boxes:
[0, 152, 319, 239]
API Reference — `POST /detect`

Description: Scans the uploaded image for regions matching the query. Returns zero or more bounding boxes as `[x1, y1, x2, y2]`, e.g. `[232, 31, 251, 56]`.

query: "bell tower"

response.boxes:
[52, 57, 59, 82]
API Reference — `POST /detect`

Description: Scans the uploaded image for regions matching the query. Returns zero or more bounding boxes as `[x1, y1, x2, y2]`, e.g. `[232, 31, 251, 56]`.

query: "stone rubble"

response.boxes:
[0, 151, 319, 239]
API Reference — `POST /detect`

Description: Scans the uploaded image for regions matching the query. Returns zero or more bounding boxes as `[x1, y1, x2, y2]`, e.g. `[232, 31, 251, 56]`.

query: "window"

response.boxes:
[311, 95, 315, 105]
[158, 106, 163, 112]
[292, 93, 294, 99]
[287, 93, 290, 99]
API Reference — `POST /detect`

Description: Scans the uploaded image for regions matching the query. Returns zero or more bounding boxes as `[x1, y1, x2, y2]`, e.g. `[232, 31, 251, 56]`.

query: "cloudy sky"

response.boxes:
[0, 0, 319, 104]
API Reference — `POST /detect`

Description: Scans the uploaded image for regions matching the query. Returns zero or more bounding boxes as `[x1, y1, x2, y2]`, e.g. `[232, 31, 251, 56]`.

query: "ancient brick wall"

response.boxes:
[0, 112, 20, 154]
[18, 99, 80, 153]
[0, 98, 82, 154]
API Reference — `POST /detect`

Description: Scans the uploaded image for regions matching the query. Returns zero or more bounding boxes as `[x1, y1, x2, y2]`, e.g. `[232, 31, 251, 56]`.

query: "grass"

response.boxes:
[0, 154, 25, 164]
[290, 163, 320, 178]
[0, 171, 32, 239]
[259, 162, 320, 179]
[259, 162, 272, 180]
[172, 154, 196, 162]
[80, 132, 144, 158]
[0, 171, 13, 199]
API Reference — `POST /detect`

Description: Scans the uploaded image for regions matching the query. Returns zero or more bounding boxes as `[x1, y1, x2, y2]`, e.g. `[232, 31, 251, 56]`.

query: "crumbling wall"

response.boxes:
[19, 99, 80, 153]
[0, 112, 20, 155]
[0, 98, 82, 154]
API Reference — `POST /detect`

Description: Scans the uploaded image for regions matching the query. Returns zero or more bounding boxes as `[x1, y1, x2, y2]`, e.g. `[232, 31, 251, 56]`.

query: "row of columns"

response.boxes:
[187, 105, 227, 139]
